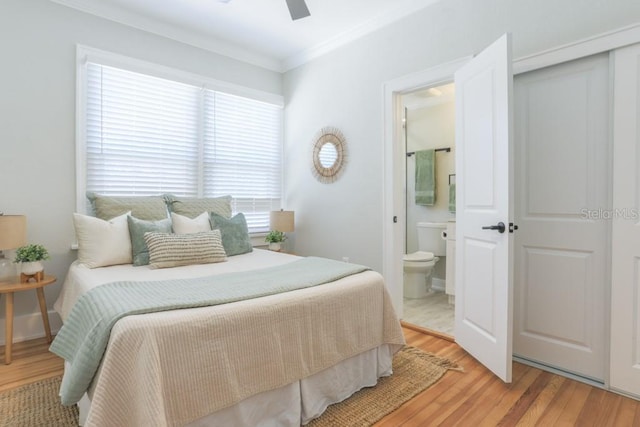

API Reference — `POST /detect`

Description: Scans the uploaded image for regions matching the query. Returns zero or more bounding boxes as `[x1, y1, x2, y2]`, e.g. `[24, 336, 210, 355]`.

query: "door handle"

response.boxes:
[482, 222, 506, 233]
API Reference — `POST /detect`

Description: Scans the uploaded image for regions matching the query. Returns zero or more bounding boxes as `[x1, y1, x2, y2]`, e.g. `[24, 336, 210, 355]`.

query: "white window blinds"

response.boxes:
[203, 92, 282, 230]
[84, 62, 282, 232]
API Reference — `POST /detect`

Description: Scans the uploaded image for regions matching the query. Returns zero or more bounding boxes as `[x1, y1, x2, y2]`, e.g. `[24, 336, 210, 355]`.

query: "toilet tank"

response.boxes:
[417, 222, 447, 256]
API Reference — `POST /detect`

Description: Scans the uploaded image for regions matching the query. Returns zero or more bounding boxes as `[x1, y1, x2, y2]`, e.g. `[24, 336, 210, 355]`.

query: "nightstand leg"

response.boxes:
[36, 288, 52, 343]
[5, 292, 13, 364]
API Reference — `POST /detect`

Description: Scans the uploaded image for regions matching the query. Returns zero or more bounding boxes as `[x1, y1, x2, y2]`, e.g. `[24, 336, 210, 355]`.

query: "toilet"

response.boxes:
[403, 222, 447, 299]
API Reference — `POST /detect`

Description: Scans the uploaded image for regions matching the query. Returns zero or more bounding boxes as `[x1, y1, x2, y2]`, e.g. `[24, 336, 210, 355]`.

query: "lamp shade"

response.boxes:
[0, 215, 27, 251]
[270, 210, 294, 232]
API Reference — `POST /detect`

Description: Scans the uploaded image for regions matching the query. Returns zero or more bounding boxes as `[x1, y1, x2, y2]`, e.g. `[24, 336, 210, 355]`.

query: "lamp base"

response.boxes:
[0, 253, 15, 281]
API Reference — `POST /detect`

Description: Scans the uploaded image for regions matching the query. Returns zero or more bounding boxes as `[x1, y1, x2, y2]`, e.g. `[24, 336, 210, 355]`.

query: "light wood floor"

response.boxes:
[0, 337, 63, 393]
[2, 329, 640, 426]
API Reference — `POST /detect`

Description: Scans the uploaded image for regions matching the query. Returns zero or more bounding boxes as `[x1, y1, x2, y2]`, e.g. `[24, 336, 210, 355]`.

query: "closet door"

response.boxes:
[611, 43, 640, 398]
[513, 53, 609, 381]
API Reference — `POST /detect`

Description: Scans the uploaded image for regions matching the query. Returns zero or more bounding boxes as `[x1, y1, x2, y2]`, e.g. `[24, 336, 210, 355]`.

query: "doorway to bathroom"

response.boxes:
[401, 83, 456, 336]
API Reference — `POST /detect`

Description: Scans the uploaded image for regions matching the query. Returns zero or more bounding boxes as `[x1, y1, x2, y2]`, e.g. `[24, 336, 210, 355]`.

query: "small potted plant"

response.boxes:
[14, 244, 50, 275]
[264, 230, 287, 252]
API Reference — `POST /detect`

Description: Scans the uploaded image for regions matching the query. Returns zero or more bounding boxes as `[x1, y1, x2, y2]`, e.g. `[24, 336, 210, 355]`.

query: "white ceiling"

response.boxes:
[51, 0, 443, 72]
[403, 83, 455, 110]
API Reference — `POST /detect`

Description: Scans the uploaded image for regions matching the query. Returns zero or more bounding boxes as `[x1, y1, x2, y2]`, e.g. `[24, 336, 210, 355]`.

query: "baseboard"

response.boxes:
[431, 278, 445, 291]
[0, 310, 62, 346]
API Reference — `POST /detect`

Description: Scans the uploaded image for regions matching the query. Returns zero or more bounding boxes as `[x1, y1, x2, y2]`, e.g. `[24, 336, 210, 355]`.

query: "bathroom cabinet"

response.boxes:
[445, 221, 455, 305]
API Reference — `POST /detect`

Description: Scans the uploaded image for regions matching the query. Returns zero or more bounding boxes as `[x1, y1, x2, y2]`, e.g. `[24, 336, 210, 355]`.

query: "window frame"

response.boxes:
[75, 45, 284, 233]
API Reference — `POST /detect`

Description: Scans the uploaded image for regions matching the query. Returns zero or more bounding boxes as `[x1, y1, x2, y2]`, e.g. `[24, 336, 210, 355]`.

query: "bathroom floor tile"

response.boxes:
[403, 291, 455, 335]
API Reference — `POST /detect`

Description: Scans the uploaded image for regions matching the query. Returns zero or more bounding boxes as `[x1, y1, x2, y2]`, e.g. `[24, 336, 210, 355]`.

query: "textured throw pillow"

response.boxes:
[165, 194, 232, 219]
[73, 212, 133, 268]
[209, 212, 253, 256]
[87, 192, 168, 221]
[127, 216, 172, 266]
[171, 212, 211, 234]
[144, 230, 227, 269]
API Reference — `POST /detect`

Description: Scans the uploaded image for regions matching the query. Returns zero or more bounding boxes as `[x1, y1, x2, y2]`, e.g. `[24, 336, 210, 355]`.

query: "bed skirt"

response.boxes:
[70, 344, 398, 426]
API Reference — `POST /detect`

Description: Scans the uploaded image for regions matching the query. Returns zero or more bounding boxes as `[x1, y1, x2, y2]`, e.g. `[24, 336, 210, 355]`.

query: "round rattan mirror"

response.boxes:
[312, 127, 347, 183]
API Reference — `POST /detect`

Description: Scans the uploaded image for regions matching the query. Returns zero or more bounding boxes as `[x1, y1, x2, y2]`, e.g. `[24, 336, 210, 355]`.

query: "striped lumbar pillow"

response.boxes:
[144, 230, 227, 269]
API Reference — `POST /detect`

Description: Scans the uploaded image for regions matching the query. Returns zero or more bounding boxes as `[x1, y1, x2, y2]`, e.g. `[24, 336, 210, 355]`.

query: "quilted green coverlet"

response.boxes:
[50, 257, 369, 406]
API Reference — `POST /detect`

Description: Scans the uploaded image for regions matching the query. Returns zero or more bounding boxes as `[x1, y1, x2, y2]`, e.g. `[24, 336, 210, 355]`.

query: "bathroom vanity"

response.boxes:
[445, 220, 456, 305]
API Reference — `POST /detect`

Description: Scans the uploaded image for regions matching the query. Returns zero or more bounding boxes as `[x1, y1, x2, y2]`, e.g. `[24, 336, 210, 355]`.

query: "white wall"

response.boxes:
[282, 0, 640, 272]
[0, 0, 282, 344]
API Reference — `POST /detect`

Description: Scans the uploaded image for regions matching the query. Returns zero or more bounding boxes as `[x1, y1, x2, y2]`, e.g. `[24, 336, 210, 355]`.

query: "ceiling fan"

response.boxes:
[218, 0, 310, 21]
[285, 0, 310, 20]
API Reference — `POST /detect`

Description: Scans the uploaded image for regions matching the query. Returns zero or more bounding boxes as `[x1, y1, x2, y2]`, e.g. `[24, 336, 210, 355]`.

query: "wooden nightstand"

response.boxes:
[0, 275, 56, 364]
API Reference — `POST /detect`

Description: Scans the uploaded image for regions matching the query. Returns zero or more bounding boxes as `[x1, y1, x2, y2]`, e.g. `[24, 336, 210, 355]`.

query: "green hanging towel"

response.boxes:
[449, 182, 456, 213]
[415, 149, 436, 206]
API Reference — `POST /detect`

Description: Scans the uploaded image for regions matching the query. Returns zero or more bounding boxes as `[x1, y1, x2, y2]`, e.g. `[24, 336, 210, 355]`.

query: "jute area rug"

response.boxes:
[0, 346, 460, 427]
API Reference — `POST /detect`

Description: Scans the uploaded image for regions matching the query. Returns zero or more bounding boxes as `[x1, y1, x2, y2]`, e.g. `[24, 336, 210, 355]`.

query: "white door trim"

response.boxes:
[610, 42, 640, 399]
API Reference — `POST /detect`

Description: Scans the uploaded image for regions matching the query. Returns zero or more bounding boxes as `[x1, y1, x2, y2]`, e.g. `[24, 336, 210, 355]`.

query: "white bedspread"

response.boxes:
[54, 250, 405, 427]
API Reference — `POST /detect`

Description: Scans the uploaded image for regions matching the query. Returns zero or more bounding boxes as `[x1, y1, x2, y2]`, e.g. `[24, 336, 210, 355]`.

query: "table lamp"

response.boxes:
[270, 210, 294, 233]
[0, 214, 27, 281]
[269, 210, 294, 251]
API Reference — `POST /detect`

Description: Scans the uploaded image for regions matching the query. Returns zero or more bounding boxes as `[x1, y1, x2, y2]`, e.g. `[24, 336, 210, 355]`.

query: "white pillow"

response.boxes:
[171, 211, 211, 234]
[73, 212, 133, 268]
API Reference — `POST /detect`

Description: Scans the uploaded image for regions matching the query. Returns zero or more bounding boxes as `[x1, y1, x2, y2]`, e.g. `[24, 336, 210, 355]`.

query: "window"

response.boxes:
[77, 47, 283, 233]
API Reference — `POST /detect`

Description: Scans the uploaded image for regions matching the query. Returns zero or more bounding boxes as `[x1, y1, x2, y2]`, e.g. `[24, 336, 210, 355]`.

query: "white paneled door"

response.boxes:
[610, 42, 640, 398]
[454, 34, 514, 382]
[513, 54, 609, 382]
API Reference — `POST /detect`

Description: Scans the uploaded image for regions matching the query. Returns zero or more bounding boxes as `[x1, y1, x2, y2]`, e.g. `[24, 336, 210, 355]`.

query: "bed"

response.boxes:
[52, 248, 405, 426]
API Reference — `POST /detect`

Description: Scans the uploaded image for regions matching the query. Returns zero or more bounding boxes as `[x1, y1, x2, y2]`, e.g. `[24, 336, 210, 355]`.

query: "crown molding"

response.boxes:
[52, 0, 444, 73]
[50, 0, 282, 72]
[282, 0, 443, 71]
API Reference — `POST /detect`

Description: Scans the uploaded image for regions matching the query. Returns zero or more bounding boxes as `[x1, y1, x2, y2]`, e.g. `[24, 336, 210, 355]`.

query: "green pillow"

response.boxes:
[87, 192, 168, 221]
[127, 215, 172, 266]
[165, 195, 232, 219]
[209, 212, 253, 256]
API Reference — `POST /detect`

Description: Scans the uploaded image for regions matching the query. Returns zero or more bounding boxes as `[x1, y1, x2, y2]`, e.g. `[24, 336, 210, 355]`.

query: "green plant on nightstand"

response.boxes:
[265, 230, 287, 251]
[14, 244, 50, 275]
[14, 244, 50, 262]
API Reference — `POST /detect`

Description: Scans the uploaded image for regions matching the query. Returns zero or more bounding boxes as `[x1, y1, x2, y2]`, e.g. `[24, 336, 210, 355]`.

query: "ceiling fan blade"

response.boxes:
[285, 0, 310, 20]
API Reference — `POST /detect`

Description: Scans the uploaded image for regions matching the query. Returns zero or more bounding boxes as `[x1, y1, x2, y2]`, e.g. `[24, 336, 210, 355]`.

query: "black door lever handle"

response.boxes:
[482, 222, 506, 233]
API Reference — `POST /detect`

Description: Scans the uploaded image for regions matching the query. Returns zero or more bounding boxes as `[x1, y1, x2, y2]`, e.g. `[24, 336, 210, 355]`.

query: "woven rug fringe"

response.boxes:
[402, 346, 465, 372]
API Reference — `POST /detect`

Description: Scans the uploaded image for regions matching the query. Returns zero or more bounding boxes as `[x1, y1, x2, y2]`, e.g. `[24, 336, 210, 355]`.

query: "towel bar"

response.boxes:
[406, 147, 450, 157]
